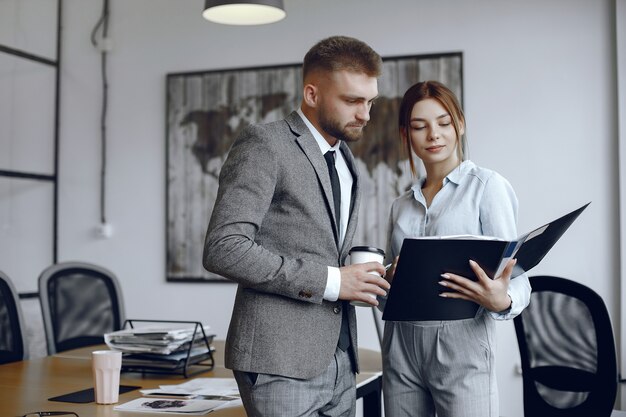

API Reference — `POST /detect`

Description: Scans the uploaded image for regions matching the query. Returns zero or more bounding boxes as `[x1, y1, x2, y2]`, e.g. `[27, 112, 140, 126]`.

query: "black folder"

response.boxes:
[382, 202, 590, 321]
[49, 385, 141, 403]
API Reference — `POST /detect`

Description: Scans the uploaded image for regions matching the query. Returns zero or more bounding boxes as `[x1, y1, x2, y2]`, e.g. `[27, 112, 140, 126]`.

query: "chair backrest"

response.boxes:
[0, 270, 28, 364]
[38, 261, 125, 355]
[514, 275, 617, 417]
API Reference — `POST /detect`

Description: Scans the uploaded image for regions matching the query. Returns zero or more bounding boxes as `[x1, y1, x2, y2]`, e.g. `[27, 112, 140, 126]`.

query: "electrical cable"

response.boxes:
[90, 0, 110, 225]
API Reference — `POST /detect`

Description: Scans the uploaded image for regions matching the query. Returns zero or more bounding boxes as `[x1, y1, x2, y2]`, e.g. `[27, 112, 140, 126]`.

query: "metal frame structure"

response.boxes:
[0, 0, 62, 297]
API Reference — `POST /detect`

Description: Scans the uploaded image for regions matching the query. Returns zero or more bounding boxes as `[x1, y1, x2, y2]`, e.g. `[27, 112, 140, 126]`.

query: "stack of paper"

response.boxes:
[105, 324, 214, 355]
[119, 346, 215, 371]
[105, 323, 216, 373]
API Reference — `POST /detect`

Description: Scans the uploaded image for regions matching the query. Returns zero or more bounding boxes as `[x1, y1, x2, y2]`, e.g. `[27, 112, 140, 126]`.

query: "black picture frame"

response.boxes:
[165, 52, 463, 282]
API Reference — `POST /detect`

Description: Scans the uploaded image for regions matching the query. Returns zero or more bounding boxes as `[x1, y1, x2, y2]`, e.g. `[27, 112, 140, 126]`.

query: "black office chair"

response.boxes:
[514, 275, 617, 417]
[38, 261, 125, 355]
[0, 270, 28, 364]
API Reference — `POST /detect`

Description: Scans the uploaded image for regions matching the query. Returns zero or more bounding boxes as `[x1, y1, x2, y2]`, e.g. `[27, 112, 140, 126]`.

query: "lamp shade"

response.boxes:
[202, 0, 286, 25]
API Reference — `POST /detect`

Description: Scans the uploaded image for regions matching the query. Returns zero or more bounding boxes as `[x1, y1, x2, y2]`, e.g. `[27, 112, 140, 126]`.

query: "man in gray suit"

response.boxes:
[203, 35, 389, 417]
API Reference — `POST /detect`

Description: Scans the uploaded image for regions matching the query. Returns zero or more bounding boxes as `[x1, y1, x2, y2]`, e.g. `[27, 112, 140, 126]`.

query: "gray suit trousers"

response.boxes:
[382, 314, 498, 417]
[234, 347, 356, 417]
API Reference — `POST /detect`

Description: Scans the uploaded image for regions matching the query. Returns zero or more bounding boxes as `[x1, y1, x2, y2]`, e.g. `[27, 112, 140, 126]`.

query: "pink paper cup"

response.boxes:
[92, 350, 122, 404]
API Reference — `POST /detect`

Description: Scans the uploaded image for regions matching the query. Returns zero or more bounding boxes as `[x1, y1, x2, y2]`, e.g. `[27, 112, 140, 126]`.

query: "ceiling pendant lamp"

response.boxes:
[202, 0, 286, 25]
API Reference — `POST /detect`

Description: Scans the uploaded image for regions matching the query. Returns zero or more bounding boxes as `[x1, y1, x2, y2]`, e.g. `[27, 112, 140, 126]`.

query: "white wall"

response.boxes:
[6, 0, 619, 416]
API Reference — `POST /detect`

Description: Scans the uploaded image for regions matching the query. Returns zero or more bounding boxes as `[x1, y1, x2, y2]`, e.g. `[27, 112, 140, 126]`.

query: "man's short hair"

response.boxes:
[303, 35, 382, 80]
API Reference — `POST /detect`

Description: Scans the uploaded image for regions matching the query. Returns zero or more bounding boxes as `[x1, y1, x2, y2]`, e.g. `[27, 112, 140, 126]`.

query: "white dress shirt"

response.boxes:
[296, 108, 352, 301]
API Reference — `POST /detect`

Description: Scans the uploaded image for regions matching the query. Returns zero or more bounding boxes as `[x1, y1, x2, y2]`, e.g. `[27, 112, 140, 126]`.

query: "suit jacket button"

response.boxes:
[333, 306, 341, 314]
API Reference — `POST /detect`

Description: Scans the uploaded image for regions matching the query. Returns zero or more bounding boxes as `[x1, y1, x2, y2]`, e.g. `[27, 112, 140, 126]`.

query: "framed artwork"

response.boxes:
[166, 52, 463, 282]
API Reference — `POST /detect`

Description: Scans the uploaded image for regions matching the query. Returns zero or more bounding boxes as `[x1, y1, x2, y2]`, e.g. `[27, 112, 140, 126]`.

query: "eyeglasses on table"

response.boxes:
[21, 412, 79, 417]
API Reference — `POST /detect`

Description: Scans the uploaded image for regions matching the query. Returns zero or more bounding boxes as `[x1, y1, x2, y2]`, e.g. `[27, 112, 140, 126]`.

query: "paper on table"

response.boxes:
[140, 389, 238, 402]
[157, 377, 240, 397]
[137, 379, 242, 413]
[113, 397, 225, 414]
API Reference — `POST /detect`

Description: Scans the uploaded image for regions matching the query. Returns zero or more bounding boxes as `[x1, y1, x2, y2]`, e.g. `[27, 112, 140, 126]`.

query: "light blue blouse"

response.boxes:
[385, 160, 531, 320]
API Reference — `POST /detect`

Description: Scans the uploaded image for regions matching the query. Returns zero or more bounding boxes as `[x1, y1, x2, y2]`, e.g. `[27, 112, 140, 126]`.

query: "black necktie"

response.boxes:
[324, 151, 341, 234]
[324, 150, 350, 352]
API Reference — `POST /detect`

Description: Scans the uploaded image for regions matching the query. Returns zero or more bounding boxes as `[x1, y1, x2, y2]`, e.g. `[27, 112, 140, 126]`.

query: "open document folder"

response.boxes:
[382, 202, 590, 321]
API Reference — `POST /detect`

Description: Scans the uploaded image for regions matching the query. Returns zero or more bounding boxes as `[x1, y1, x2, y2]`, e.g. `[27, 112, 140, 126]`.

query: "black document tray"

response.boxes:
[118, 319, 215, 378]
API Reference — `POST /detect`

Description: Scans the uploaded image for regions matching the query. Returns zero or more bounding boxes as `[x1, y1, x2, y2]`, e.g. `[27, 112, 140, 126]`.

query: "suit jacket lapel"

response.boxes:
[287, 112, 341, 244]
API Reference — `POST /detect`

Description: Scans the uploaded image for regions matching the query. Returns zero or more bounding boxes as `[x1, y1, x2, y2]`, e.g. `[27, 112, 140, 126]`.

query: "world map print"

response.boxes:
[166, 53, 463, 281]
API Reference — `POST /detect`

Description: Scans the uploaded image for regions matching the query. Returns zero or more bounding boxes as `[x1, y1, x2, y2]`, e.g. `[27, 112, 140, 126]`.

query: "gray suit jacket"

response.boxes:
[203, 111, 361, 379]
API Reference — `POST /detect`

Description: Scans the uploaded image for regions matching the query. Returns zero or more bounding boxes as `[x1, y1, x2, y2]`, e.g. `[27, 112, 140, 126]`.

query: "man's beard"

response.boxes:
[319, 108, 365, 143]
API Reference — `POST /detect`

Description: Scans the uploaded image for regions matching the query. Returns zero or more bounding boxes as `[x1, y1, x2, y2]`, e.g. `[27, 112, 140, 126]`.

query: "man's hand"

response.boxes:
[438, 258, 516, 312]
[338, 262, 390, 306]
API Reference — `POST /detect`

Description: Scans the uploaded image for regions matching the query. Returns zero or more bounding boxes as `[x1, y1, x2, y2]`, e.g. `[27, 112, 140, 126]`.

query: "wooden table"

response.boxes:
[0, 341, 382, 417]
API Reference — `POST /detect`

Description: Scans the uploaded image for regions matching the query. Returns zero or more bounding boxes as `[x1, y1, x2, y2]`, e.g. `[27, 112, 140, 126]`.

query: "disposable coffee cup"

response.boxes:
[92, 350, 122, 404]
[348, 246, 385, 307]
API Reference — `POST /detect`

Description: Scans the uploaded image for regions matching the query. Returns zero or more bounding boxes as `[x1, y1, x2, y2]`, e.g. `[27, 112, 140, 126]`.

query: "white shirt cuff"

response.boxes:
[489, 291, 519, 320]
[323, 266, 341, 301]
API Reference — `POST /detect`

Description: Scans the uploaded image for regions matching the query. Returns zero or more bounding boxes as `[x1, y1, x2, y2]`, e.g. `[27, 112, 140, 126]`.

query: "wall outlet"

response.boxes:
[97, 223, 113, 238]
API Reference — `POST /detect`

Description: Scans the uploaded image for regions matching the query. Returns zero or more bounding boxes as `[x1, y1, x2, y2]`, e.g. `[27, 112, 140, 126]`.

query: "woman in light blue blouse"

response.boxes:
[381, 81, 532, 417]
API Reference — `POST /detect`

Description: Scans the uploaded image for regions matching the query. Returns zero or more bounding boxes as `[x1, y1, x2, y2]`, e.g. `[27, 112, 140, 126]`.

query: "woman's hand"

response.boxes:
[384, 256, 400, 284]
[438, 258, 516, 312]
